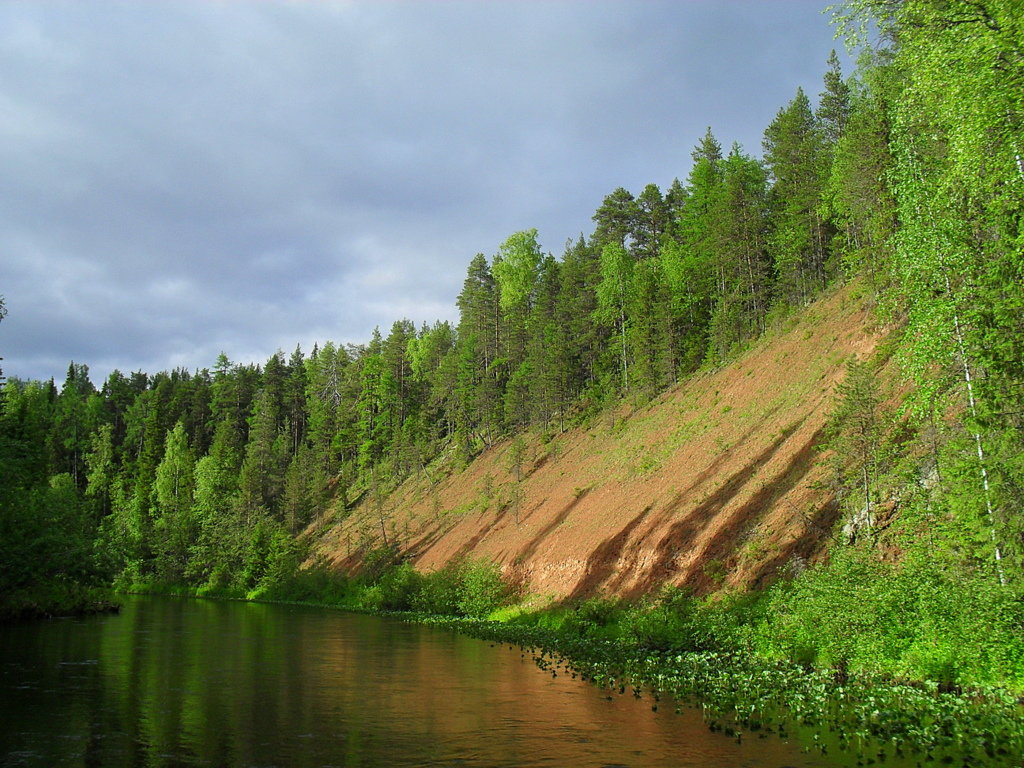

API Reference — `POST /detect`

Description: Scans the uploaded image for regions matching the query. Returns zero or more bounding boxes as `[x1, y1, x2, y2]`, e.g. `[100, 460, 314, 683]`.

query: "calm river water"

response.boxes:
[0, 596, 834, 767]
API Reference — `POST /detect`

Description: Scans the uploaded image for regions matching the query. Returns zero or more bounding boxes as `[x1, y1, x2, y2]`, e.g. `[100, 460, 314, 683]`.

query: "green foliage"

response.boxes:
[492, 229, 543, 313]
[255, 560, 356, 605]
[594, 242, 633, 390]
[341, 555, 514, 618]
[823, 357, 890, 528]
[457, 559, 511, 618]
[757, 543, 1024, 689]
[429, 609, 1024, 766]
[5, 49, 884, 602]
[706, 146, 772, 360]
[764, 87, 831, 306]
[617, 587, 738, 653]
[361, 562, 423, 612]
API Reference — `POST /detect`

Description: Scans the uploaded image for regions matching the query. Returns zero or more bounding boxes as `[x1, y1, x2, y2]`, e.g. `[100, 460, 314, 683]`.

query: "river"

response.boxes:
[0, 595, 833, 767]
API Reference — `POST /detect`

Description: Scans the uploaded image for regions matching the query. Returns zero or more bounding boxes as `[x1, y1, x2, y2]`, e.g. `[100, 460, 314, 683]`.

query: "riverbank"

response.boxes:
[125, 561, 1024, 768]
[0, 582, 120, 623]
[421, 614, 1024, 768]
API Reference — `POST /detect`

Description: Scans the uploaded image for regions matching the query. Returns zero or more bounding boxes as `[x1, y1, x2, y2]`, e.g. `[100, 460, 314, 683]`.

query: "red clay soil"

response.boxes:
[313, 284, 884, 602]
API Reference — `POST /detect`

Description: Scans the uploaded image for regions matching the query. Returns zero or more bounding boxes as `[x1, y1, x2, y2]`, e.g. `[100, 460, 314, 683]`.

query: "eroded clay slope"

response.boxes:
[314, 285, 881, 600]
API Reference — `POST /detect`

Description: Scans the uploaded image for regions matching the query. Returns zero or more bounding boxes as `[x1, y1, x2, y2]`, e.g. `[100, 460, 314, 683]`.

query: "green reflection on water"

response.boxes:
[1, 596, 832, 768]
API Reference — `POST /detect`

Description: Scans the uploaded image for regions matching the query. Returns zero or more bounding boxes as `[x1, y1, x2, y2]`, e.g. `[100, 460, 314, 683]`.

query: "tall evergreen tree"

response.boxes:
[238, 388, 288, 520]
[454, 254, 503, 447]
[556, 236, 603, 399]
[594, 243, 634, 391]
[817, 49, 852, 145]
[631, 183, 669, 260]
[822, 56, 897, 284]
[763, 87, 831, 305]
[591, 187, 637, 249]
[707, 145, 772, 359]
[659, 127, 724, 371]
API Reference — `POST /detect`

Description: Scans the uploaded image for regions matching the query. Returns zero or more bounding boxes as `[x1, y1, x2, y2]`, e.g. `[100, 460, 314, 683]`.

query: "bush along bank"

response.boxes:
[249, 547, 1024, 768]
[0, 581, 120, 623]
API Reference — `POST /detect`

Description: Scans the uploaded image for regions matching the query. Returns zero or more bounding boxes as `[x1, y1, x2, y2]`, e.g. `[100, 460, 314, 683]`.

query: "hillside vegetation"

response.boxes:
[2, 0, 1023, 695]
[317, 282, 883, 600]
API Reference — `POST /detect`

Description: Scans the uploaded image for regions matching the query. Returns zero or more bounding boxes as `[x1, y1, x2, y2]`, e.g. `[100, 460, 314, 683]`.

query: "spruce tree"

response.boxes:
[764, 87, 831, 306]
[817, 49, 851, 146]
[707, 145, 772, 359]
[594, 242, 634, 391]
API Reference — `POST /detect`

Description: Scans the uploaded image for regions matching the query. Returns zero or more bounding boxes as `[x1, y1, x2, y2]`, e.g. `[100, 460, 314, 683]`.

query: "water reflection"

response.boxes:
[1, 596, 827, 767]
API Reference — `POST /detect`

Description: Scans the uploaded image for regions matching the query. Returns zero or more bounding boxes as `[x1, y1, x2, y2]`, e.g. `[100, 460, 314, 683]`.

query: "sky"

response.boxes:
[0, 0, 850, 387]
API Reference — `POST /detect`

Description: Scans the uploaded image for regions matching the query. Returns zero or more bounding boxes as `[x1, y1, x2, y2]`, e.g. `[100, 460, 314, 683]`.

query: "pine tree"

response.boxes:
[356, 342, 399, 474]
[659, 128, 724, 372]
[764, 87, 831, 305]
[591, 187, 637, 249]
[825, 358, 885, 535]
[238, 388, 288, 520]
[454, 254, 503, 447]
[817, 50, 852, 146]
[556, 236, 603, 399]
[627, 257, 673, 393]
[305, 342, 349, 473]
[707, 145, 772, 359]
[284, 345, 308, 454]
[594, 242, 634, 391]
[632, 183, 669, 260]
[48, 363, 98, 486]
[822, 59, 897, 284]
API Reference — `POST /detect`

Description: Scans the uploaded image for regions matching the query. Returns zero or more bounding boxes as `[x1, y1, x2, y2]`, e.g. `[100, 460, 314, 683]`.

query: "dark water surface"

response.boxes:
[0, 596, 831, 767]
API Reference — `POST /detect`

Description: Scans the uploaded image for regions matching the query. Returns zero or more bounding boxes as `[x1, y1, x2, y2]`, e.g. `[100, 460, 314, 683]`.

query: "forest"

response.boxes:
[2, 0, 1023, 688]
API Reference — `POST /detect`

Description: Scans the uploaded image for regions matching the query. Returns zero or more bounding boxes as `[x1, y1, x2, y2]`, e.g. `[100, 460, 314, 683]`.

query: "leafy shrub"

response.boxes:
[755, 542, 1024, 688]
[550, 596, 624, 639]
[403, 559, 513, 618]
[258, 563, 355, 606]
[411, 564, 465, 615]
[371, 562, 423, 611]
[621, 587, 723, 652]
[458, 559, 511, 618]
[358, 545, 403, 584]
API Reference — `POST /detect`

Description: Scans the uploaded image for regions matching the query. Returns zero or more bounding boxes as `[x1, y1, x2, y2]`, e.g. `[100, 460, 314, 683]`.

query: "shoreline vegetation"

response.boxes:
[118, 556, 1024, 768]
[0, 582, 120, 623]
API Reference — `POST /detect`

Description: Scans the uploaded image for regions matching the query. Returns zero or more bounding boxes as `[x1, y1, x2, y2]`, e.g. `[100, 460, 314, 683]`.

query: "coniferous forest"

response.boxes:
[3, 0, 1024, 696]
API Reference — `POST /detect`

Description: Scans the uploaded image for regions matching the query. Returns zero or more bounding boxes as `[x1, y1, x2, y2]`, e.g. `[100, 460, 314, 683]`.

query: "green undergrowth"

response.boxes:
[418, 582, 1024, 766]
[0, 580, 120, 622]
[124, 548, 515, 620]
[260, 550, 514, 618]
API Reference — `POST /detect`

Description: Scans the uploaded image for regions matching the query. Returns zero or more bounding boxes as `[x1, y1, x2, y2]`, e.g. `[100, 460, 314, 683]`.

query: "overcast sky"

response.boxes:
[1, 0, 849, 386]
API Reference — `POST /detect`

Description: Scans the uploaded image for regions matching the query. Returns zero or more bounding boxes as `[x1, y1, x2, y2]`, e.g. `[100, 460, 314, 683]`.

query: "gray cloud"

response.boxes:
[0, 0, 848, 385]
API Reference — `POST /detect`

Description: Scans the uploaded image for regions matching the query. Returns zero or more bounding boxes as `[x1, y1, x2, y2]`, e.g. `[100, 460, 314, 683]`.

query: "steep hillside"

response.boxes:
[314, 284, 884, 600]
